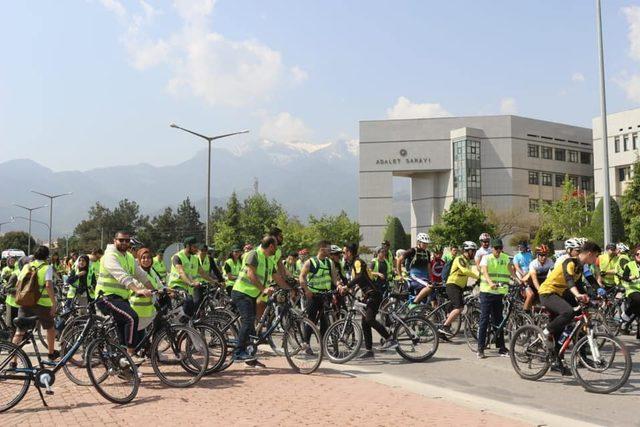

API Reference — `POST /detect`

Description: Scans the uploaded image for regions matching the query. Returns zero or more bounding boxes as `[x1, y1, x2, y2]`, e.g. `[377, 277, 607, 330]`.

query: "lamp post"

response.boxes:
[12, 216, 50, 232]
[13, 204, 47, 255]
[169, 123, 249, 246]
[30, 190, 72, 248]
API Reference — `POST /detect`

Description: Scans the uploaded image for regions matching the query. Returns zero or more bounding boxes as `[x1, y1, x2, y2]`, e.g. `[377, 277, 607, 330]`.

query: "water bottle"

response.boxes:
[557, 326, 571, 345]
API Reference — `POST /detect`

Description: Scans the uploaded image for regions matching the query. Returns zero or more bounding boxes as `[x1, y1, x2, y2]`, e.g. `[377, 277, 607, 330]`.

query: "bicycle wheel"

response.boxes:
[283, 317, 322, 374]
[323, 318, 362, 364]
[189, 322, 227, 374]
[464, 307, 480, 352]
[151, 325, 209, 387]
[60, 322, 93, 386]
[506, 311, 533, 345]
[394, 316, 439, 362]
[205, 313, 238, 371]
[509, 324, 551, 381]
[0, 341, 31, 413]
[571, 334, 632, 394]
[85, 338, 139, 404]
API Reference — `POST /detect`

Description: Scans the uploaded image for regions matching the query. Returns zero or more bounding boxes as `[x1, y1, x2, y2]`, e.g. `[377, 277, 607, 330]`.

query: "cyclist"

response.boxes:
[521, 245, 554, 312]
[555, 238, 582, 267]
[284, 251, 300, 279]
[329, 245, 347, 286]
[152, 249, 167, 282]
[477, 238, 514, 359]
[95, 231, 153, 364]
[231, 235, 278, 362]
[65, 254, 93, 309]
[439, 241, 479, 337]
[538, 241, 601, 353]
[430, 246, 445, 285]
[370, 246, 393, 295]
[196, 244, 224, 283]
[620, 244, 640, 326]
[443, 244, 458, 263]
[297, 248, 309, 272]
[223, 247, 243, 295]
[11, 246, 59, 360]
[398, 232, 433, 308]
[339, 243, 398, 359]
[597, 243, 620, 289]
[1, 256, 17, 283]
[256, 228, 290, 322]
[132, 248, 166, 343]
[615, 243, 631, 284]
[512, 241, 533, 280]
[3, 256, 25, 331]
[475, 233, 492, 268]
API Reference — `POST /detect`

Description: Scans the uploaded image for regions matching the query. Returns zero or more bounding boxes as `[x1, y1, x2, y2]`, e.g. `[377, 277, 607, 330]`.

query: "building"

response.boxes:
[358, 115, 593, 248]
[593, 107, 640, 202]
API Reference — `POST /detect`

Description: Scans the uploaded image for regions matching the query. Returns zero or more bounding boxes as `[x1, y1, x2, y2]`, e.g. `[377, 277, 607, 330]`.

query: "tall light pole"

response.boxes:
[31, 190, 72, 248]
[12, 216, 50, 232]
[596, 0, 612, 245]
[170, 123, 249, 246]
[13, 204, 47, 255]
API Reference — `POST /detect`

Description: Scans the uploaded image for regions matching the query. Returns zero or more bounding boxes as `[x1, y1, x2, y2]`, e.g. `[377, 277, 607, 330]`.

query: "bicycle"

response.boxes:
[510, 301, 632, 394]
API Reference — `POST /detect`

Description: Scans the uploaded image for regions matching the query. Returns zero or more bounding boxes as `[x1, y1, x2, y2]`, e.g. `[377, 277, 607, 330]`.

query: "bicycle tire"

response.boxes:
[60, 322, 93, 386]
[189, 322, 227, 374]
[322, 318, 363, 364]
[0, 341, 32, 412]
[150, 325, 209, 387]
[283, 317, 322, 374]
[509, 324, 551, 381]
[393, 316, 439, 362]
[570, 333, 632, 394]
[464, 307, 480, 352]
[205, 313, 238, 371]
[85, 338, 139, 404]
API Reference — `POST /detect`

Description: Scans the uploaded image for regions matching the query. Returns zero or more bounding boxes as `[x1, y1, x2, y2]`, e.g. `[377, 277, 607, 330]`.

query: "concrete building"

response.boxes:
[359, 115, 593, 248]
[593, 107, 640, 202]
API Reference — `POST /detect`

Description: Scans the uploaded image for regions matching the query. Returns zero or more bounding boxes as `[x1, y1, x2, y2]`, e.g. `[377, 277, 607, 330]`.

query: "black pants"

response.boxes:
[539, 290, 578, 338]
[231, 290, 256, 354]
[625, 292, 640, 317]
[305, 294, 330, 340]
[478, 292, 505, 351]
[362, 293, 390, 350]
[97, 297, 139, 348]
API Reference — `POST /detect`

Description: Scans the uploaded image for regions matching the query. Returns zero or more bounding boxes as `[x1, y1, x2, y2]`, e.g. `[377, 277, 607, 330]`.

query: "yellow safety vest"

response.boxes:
[168, 250, 199, 295]
[623, 261, 640, 297]
[224, 258, 242, 288]
[129, 268, 163, 319]
[95, 251, 136, 299]
[233, 248, 270, 298]
[480, 253, 511, 295]
[307, 256, 332, 292]
[18, 260, 52, 307]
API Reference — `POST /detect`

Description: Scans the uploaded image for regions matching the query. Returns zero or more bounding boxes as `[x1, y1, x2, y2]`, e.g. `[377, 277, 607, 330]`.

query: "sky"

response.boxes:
[2, 0, 640, 171]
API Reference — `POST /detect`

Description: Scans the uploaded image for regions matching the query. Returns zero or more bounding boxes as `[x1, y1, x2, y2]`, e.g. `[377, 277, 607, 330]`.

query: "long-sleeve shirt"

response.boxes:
[347, 258, 376, 295]
[446, 256, 479, 288]
[102, 244, 150, 289]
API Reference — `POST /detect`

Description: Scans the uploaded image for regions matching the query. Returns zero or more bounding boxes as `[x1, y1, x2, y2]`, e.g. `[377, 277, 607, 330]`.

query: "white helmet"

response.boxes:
[463, 241, 478, 251]
[395, 249, 406, 258]
[616, 242, 630, 253]
[564, 238, 581, 250]
[479, 232, 491, 242]
[329, 245, 343, 254]
[416, 233, 431, 244]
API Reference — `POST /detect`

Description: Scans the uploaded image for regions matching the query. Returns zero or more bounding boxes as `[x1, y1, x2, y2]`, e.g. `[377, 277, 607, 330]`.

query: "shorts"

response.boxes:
[17, 305, 54, 330]
[408, 272, 432, 292]
[445, 284, 465, 309]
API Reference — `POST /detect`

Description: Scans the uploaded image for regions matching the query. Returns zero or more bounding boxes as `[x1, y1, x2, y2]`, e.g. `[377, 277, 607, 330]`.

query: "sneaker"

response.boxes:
[498, 348, 509, 357]
[378, 339, 399, 351]
[437, 325, 454, 338]
[245, 359, 266, 368]
[48, 350, 61, 361]
[129, 354, 146, 366]
[477, 351, 486, 359]
[234, 350, 257, 362]
[358, 350, 374, 359]
[408, 303, 418, 311]
[304, 347, 315, 356]
[551, 361, 571, 376]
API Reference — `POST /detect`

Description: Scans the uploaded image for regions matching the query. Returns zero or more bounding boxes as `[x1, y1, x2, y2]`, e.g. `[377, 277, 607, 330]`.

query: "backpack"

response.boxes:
[441, 258, 454, 283]
[15, 264, 47, 307]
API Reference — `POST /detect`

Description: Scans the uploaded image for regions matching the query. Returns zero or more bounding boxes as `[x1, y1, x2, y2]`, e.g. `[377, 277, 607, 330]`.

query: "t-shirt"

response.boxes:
[430, 258, 445, 283]
[513, 251, 533, 273]
[474, 246, 492, 265]
[244, 250, 259, 269]
[528, 258, 554, 283]
[539, 258, 583, 296]
[403, 247, 431, 272]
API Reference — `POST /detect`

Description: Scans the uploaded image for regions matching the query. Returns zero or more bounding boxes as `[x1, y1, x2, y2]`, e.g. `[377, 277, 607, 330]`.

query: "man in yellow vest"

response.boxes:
[11, 246, 59, 360]
[95, 231, 153, 363]
[478, 238, 515, 359]
[152, 249, 167, 282]
[3, 256, 23, 336]
[597, 244, 619, 288]
[620, 244, 640, 329]
[231, 235, 278, 362]
[370, 246, 393, 294]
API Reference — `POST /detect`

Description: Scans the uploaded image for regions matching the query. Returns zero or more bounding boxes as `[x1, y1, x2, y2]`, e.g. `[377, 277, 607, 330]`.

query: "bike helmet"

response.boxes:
[564, 238, 581, 250]
[616, 242, 630, 253]
[330, 245, 343, 254]
[416, 232, 431, 244]
[479, 233, 491, 242]
[535, 244, 549, 255]
[462, 241, 478, 251]
[395, 249, 406, 258]
[298, 248, 309, 255]
[130, 236, 143, 249]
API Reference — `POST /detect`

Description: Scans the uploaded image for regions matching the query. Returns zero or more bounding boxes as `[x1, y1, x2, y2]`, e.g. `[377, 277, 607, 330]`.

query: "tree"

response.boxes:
[239, 194, 284, 245]
[383, 216, 411, 251]
[308, 211, 361, 248]
[586, 198, 625, 245]
[486, 208, 534, 239]
[276, 213, 315, 255]
[0, 231, 37, 254]
[531, 225, 555, 251]
[620, 160, 640, 241]
[429, 201, 496, 247]
[538, 179, 592, 241]
[175, 198, 204, 242]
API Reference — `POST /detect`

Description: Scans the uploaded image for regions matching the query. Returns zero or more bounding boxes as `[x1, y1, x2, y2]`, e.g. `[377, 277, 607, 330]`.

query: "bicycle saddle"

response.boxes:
[13, 315, 39, 330]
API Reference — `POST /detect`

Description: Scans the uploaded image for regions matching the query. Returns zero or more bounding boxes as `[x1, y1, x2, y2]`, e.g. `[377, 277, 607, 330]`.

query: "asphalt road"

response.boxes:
[325, 332, 640, 427]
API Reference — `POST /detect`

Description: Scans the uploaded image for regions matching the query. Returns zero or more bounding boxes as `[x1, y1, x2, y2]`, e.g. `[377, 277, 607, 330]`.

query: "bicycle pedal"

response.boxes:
[45, 390, 54, 395]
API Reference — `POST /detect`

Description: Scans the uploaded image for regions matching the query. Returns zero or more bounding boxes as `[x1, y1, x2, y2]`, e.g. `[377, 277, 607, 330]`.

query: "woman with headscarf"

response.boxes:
[131, 248, 165, 342]
[65, 254, 93, 310]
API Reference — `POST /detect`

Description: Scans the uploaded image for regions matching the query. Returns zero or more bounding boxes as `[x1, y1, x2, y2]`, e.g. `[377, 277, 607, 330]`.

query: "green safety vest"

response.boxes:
[129, 268, 163, 319]
[598, 253, 619, 287]
[153, 256, 167, 280]
[66, 267, 95, 299]
[616, 254, 631, 282]
[195, 255, 210, 282]
[372, 258, 393, 281]
[4, 264, 20, 308]
[18, 260, 52, 307]
[307, 256, 332, 292]
[95, 250, 136, 299]
[268, 247, 281, 281]
[224, 258, 242, 288]
[233, 248, 270, 298]
[480, 253, 511, 295]
[623, 261, 640, 297]
[284, 260, 299, 278]
[168, 250, 199, 295]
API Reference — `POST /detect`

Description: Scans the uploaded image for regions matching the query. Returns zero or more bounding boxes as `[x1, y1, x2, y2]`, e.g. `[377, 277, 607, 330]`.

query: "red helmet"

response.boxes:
[298, 248, 309, 255]
[535, 244, 549, 256]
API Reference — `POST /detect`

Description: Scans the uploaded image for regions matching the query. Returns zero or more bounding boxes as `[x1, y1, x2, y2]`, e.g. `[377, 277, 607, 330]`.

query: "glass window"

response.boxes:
[541, 173, 552, 186]
[624, 135, 629, 151]
[453, 139, 481, 204]
[581, 177, 592, 192]
[614, 136, 620, 153]
[529, 199, 539, 212]
[555, 148, 566, 161]
[528, 171, 539, 185]
[568, 150, 578, 163]
[528, 144, 539, 158]
[633, 133, 638, 150]
[618, 168, 626, 182]
[555, 174, 564, 187]
[580, 152, 591, 165]
[541, 146, 552, 159]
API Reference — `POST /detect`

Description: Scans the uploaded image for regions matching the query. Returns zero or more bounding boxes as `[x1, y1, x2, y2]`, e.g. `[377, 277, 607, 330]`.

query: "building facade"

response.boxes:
[359, 115, 593, 248]
[593, 107, 640, 202]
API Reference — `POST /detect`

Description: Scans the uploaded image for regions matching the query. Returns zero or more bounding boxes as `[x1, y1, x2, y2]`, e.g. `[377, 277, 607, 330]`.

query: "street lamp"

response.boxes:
[13, 204, 47, 255]
[169, 123, 249, 246]
[12, 216, 51, 232]
[31, 190, 72, 248]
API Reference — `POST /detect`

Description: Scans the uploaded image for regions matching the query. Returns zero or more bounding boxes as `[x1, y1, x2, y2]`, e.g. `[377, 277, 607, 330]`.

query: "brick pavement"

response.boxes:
[3, 352, 530, 427]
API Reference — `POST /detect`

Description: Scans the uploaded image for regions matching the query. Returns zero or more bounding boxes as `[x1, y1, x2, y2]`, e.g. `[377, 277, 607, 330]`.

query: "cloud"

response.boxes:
[616, 73, 640, 103]
[499, 97, 518, 114]
[617, 6, 640, 102]
[386, 96, 451, 119]
[99, 0, 304, 107]
[260, 112, 312, 144]
[571, 72, 585, 83]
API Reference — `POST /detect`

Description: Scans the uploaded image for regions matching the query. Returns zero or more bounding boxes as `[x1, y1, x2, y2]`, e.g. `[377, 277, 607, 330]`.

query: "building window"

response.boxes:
[614, 136, 620, 153]
[541, 173, 552, 186]
[580, 152, 591, 165]
[618, 166, 631, 182]
[618, 168, 626, 182]
[555, 148, 566, 161]
[581, 177, 592, 192]
[541, 146, 552, 159]
[555, 174, 564, 187]
[569, 176, 578, 187]
[624, 135, 629, 151]
[528, 171, 539, 185]
[568, 150, 578, 163]
[528, 144, 539, 158]
[453, 139, 482, 205]
[529, 199, 539, 212]
[633, 133, 638, 150]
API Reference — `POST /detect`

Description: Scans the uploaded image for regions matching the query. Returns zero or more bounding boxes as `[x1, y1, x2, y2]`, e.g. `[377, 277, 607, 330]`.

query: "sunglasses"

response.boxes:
[537, 253, 547, 257]
[116, 238, 131, 243]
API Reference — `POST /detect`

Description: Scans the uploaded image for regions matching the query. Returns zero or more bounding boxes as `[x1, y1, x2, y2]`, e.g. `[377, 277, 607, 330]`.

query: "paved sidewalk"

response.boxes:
[4, 353, 530, 427]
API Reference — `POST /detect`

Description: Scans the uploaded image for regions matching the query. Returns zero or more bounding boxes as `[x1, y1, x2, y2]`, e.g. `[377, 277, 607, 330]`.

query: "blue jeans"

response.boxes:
[231, 290, 256, 354]
[477, 292, 505, 351]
